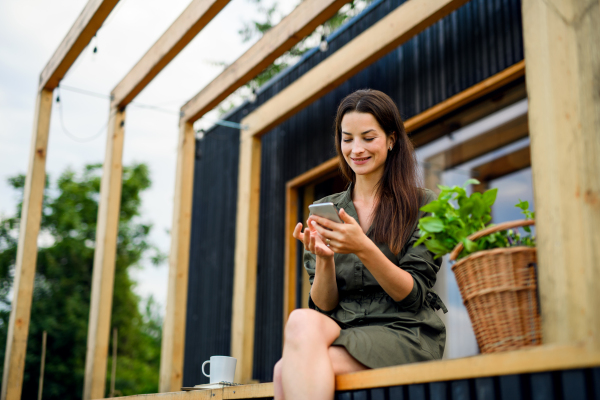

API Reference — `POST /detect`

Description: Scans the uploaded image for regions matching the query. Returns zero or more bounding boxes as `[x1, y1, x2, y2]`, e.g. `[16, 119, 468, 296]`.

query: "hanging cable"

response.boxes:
[56, 88, 108, 143]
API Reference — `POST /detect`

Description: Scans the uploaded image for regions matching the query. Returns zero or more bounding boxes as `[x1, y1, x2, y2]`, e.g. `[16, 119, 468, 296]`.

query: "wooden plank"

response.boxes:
[181, 0, 351, 123]
[231, 135, 262, 383]
[240, 0, 472, 139]
[406, 61, 525, 133]
[283, 185, 299, 326]
[39, 0, 120, 90]
[1, 89, 53, 400]
[335, 345, 600, 391]
[111, 0, 230, 108]
[83, 107, 126, 400]
[521, 0, 600, 350]
[159, 122, 196, 392]
[472, 146, 531, 185]
[105, 383, 274, 400]
[442, 114, 529, 170]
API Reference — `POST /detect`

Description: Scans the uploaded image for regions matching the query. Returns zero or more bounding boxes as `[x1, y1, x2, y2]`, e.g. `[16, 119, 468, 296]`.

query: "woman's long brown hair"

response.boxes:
[334, 89, 422, 254]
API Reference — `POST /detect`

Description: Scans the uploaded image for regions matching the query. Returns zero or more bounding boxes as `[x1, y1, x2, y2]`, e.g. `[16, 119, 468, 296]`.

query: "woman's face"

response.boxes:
[340, 111, 394, 179]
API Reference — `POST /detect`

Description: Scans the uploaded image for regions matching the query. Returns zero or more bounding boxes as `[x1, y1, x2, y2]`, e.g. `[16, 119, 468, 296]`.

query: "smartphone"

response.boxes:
[308, 202, 343, 224]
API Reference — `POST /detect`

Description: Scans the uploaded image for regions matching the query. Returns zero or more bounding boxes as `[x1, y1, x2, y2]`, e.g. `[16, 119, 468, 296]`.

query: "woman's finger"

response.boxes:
[292, 222, 303, 240]
[338, 208, 358, 225]
[310, 215, 337, 230]
[303, 226, 311, 250]
[311, 220, 339, 241]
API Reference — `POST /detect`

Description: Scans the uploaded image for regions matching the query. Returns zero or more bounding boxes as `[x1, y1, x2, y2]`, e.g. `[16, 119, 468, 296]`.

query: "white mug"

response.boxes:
[202, 356, 237, 384]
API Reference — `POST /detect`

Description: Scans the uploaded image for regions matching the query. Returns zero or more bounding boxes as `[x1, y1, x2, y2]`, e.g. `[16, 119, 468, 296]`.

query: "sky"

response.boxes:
[0, 0, 299, 313]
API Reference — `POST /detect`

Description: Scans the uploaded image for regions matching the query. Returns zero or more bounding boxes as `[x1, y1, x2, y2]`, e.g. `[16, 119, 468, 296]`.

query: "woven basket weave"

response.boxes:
[449, 220, 541, 353]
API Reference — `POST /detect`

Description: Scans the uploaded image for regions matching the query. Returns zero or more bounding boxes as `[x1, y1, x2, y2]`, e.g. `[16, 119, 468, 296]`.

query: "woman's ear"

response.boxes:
[388, 133, 396, 149]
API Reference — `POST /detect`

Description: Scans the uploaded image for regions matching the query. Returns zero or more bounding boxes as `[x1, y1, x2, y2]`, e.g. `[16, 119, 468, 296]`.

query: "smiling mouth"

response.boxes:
[350, 156, 371, 164]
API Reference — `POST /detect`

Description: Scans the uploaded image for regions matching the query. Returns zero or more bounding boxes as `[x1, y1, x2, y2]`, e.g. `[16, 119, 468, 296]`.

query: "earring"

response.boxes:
[389, 146, 392, 151]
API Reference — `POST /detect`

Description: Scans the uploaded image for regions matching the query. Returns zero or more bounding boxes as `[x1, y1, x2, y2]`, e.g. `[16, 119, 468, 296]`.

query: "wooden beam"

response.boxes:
[106, 383, 274, 400]
[159, 122, 196, 392]
[231, 135, 262, 383]
[181, 0, 351, 123]
[83, 107, 126, 400]
[336, 344, 600, 390]
[521, 0, 600, 349]
[111, 0, 230, 108]
[472, 146, 531, 187]
[438, 114, 529, 170]
[283, 184, 299, 326]
[240, 0, 471, 139]
[39, 0, 120, 90]
[1, 89, 53, 400]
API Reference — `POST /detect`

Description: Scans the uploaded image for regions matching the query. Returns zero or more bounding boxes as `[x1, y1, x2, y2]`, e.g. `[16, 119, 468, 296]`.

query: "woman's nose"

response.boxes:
[352, 143, 365, 154]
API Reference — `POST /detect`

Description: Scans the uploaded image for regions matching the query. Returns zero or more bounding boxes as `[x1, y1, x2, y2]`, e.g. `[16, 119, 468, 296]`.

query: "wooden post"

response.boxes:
[1, 89, 53, 400]
[83, 107, 126, 399]
[231, 132, 262, 383]
[159, 121, 195, 392]
[521, 0, 600, 349]
[37, 331, 47, 400]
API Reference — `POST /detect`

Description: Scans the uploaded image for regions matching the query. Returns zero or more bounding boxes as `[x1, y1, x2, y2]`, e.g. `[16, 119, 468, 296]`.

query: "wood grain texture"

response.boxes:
[521, 0, 600, 350]
[231, 135, 262, 383]
[159, 122, 196, 392]
[335, 344, 600, 390]
[83, 107, 126, 400]
[39, 0, 119, 90]
[1, 89, 53, 400]
[105, 383, 274, 400]
[111, 0, 230, 108]
[240, 0, 471, 139]
[181, 0, 350, 123]
[283, 185, 299, 327]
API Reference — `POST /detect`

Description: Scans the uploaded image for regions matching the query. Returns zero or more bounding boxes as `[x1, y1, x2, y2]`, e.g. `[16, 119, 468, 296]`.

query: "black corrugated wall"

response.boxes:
[185, 0, 524, 385]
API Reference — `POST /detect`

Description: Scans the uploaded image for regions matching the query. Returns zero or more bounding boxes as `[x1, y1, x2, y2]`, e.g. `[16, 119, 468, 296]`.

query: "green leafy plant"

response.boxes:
[414, 179, 535, 260]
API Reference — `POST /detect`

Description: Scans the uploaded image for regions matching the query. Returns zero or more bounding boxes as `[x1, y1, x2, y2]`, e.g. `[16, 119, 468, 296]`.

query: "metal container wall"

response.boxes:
[185, 0, 524, 385]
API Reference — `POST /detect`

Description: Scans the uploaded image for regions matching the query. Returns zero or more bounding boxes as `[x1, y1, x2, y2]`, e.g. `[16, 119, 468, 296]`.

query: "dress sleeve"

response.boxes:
[394, 190, 444, 313]
[303, 248, 316, 286]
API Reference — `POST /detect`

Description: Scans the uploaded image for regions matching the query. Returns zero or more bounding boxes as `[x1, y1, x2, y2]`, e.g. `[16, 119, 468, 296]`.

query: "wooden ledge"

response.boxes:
[335, 344, 600, 391]
[111, 344, 600, 399]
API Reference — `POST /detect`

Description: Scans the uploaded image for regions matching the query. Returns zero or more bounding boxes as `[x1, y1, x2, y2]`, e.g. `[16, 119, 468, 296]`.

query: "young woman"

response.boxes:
[273, 89, 447, 400]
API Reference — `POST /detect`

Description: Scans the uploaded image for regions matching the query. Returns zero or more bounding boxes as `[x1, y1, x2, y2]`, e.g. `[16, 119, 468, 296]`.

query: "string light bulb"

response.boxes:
[319, 34, 328, 52]
[249, 87, 257, 103]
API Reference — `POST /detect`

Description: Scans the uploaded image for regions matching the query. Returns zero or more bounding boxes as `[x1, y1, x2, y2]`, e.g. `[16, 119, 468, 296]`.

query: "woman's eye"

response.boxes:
[343, 139, 352, 143]
[364, 138, 375, 141]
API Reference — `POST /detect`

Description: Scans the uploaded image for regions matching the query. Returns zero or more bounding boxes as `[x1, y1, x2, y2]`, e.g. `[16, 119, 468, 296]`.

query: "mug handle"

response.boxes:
[202, 360, 210, 378]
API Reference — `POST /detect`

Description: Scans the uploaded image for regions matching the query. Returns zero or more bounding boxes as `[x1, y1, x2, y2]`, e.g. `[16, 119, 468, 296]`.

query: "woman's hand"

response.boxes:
[308, 208, 369, 255]
[293, 222, 334, 259]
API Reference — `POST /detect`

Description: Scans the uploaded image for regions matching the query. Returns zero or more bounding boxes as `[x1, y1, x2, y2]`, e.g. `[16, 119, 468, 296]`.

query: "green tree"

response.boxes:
[0, 163, 164, 398]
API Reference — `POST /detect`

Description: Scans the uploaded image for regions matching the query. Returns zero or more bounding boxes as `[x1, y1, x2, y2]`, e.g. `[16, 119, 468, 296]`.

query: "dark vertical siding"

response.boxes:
[331, 368, 600, 400]
[186, 0, 524, 384]
[182, 125, 241, 386]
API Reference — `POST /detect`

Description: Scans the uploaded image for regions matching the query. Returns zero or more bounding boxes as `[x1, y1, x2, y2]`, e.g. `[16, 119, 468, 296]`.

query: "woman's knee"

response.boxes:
[284, 309, 339, 348]
[273, 359, 283, 380]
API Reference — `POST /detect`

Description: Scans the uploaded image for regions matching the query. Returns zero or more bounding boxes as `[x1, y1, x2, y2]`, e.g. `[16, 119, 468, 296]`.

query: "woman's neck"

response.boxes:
[353, 171, 382, 204]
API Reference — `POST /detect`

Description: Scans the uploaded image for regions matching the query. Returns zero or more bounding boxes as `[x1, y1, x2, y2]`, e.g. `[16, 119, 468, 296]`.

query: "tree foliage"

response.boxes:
[0, 163, 164, 398]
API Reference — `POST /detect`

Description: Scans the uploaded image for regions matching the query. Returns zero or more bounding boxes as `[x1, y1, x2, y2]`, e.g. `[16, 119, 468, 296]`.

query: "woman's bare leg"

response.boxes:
[273, 359, 284, 400]
[278, 309, 368, 400]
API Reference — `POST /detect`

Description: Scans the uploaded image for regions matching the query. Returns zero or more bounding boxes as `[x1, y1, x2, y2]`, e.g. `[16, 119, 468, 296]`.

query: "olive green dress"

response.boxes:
[304, 185, 447, 369]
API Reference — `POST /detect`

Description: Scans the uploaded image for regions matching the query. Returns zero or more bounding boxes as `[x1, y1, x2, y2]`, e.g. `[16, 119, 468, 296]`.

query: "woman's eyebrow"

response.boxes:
[342, 129, 376, 135]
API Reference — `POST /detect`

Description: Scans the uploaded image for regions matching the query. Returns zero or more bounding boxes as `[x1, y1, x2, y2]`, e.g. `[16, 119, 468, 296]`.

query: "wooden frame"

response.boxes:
[110, 0, 230, 109]
[180, 0, 351, 123]
[2, 2, 120, 399]
[472, 146, 531, 192]
[282, 61, 527, 325]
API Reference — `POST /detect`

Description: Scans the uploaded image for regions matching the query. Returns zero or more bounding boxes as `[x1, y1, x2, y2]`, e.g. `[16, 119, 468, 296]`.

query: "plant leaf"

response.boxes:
[483, 188, 498, 206]
[463, 178, 481, 187]
[419, 216, 445, 232]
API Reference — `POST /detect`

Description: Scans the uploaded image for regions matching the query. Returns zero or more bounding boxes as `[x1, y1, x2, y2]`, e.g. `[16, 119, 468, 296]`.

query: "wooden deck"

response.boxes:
[108, 344, 600, 399]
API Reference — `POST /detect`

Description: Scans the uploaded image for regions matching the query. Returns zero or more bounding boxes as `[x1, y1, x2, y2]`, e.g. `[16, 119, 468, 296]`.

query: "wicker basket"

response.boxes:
[449, 220, 541, 353]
